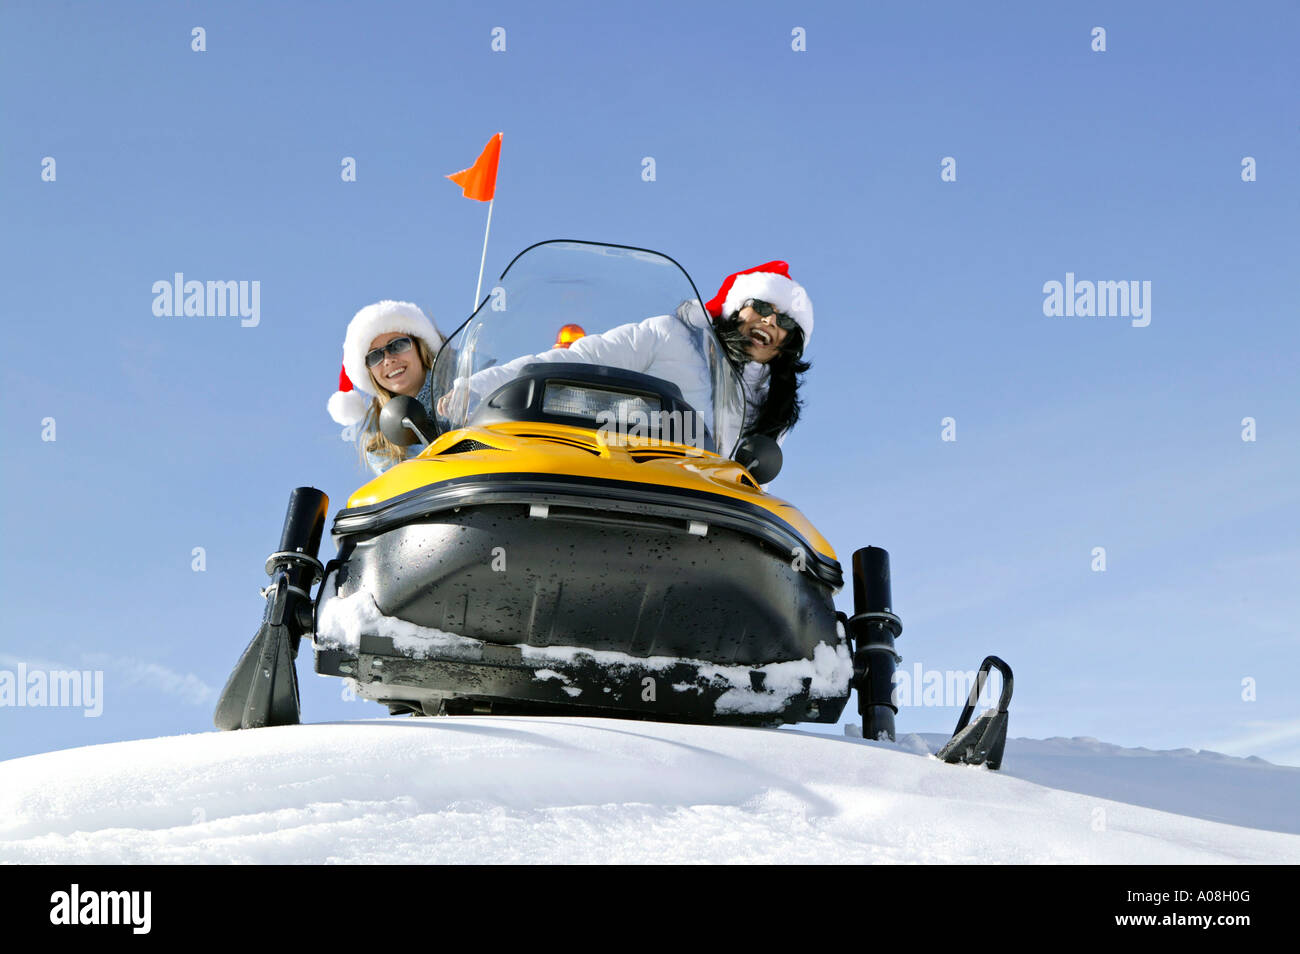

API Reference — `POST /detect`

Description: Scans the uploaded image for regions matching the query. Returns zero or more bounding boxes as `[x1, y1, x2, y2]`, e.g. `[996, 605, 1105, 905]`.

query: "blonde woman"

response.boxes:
[327, 300, 444, 475]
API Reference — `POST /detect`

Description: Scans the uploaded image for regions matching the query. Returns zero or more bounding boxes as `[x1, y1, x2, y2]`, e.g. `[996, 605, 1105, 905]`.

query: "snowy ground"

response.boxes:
[1, 718, 1296, 864]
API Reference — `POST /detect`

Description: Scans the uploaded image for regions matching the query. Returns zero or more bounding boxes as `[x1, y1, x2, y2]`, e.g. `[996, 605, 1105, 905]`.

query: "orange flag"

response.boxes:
[446, 133, 502, 202]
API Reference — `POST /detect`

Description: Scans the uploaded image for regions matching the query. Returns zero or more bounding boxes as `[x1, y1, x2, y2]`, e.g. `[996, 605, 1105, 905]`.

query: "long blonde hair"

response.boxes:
[357, 336, 440, 471]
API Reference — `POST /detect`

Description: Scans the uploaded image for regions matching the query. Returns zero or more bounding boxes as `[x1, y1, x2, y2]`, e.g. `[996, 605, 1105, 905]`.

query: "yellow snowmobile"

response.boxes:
[214, 241, 1012, 767]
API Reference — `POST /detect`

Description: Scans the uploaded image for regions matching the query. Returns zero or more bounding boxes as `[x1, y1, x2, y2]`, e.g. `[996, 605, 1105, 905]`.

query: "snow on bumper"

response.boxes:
[315, 590, 852, 714]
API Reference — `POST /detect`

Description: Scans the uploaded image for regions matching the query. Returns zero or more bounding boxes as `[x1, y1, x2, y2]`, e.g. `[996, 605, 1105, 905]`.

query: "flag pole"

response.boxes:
[474, 198, 494, 311]
[447, 132, 502, 311]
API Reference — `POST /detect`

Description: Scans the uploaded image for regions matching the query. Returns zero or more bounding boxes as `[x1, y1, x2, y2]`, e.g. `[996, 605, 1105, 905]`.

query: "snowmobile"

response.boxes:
[214, 240, 1013, 768]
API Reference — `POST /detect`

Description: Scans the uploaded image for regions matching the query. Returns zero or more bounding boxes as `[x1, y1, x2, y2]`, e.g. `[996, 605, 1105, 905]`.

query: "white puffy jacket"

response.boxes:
[453, 303, 776, 453]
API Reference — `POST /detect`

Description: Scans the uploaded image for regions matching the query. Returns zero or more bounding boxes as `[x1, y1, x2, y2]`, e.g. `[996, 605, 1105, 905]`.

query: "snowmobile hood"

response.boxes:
[336, 421, 842, 589]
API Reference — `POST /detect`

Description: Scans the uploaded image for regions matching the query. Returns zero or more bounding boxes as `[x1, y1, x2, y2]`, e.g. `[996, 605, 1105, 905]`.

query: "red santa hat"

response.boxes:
[327, 300, 442, 426]
[704, 261, 814, 348]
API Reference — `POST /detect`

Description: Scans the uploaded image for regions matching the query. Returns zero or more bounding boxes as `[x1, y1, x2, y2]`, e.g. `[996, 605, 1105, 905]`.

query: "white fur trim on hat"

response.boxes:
[342, 300, 442, 399]
[327, 389, 369, 427]
[723, 273, 814, 346]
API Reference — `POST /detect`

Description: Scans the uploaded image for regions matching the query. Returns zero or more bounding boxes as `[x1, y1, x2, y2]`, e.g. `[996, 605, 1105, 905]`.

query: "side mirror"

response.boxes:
[734, 435, 782, 484]
[379, 396, 434, 447]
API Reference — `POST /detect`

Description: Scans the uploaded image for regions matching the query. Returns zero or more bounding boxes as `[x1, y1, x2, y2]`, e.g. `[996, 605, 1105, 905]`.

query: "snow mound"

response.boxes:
[1, 719, 1296, 864]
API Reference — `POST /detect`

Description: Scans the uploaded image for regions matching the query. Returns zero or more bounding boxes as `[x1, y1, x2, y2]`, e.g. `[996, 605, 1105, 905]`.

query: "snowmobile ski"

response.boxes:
[936, 656, 1013, 769]
[213, 487, 328, 730]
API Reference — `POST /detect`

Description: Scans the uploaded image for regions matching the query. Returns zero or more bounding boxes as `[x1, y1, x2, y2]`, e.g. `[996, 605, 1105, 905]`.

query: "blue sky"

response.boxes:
[2, 0, 1297, 765]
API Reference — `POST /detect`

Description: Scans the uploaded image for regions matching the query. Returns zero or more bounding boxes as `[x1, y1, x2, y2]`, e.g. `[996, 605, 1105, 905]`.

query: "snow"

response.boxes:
[317, 590, 483, 662]
[1, 719, 1296, 864]
[950, 734, 1300, 836]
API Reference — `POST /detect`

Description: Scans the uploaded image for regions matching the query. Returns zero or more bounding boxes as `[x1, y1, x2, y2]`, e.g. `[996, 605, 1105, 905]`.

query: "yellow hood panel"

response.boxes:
[347, 421, 837, 562]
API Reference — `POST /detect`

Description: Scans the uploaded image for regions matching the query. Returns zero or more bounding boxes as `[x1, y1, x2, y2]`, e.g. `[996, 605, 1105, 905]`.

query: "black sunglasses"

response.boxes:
[365, 336, 414, 368]
[743, 299, 798, 332]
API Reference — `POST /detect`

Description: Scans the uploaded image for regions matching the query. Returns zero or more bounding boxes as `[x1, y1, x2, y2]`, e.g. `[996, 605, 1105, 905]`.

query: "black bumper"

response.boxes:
[316, 633, 849, 726]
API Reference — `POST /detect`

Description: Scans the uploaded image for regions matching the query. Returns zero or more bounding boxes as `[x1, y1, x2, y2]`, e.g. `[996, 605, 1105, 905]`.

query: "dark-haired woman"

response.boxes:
[439, 261, 814, 457]
[702, 260, 813, 443]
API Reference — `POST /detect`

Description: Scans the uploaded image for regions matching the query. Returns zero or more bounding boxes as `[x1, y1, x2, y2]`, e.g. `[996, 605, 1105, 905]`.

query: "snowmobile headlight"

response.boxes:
[543, 383, 661, 421]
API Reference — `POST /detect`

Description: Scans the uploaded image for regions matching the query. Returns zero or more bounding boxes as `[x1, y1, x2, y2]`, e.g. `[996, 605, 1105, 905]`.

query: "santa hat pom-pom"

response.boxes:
[328, 389, 369, 426]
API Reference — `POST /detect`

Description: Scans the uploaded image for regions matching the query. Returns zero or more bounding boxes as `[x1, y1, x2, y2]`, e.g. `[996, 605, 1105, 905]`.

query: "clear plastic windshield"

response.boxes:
[430, 241, 746, 456]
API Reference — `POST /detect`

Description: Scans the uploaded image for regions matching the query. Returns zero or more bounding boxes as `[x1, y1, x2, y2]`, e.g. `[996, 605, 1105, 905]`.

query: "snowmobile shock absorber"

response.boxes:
[848, 546, 902, 742]
[264, 486, 331, 644]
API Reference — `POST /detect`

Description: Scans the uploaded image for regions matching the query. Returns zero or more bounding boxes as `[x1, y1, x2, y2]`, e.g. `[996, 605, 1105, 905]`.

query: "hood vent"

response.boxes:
[515, 434, 602, 456]
[440, 439, 499, 455]
[628, 449, 697, 462]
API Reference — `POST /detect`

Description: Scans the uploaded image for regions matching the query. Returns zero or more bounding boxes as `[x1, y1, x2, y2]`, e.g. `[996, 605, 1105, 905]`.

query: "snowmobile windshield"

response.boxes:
[431, 241, 747, 456]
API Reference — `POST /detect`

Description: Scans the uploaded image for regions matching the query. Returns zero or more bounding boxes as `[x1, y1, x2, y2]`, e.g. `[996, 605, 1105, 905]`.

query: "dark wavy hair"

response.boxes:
[713, 315, 811, 439]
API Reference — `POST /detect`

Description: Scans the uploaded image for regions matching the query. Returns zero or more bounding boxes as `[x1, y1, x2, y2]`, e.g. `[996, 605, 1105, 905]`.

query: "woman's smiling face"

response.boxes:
[367, 332, 423, 397]
[735, 304, 789, 363]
